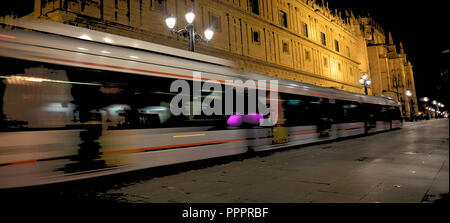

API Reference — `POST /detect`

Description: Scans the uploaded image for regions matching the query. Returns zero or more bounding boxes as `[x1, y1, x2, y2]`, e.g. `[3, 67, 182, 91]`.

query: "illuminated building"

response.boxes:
[3, 0, 418, 118]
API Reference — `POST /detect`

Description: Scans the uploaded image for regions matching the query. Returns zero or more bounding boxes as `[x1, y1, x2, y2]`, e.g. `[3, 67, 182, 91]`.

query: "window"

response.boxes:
[320, 32, 326, 46]
[281, 94, 315, 126]
[279, 10, 288, 28]
[363, 103, 377, 127]
[281, 94, 335, 126]
[210, 13, 222, 32]
[336, 100, 363, 123]
[114, 0, 118, 20]
[301, 22, 308, 37]
[249, 0, 260, 15]
[334, 40, 340, 52]
[377, 105, 390, 122]
[323, 57, 328, 68]
[389, 106, 402, 120]
[282, 41, 290, 54]
[252, 29, 260, 43]
[0, 56, 230, 131]
[338, 63, 342, 72]
[150, 0, 166, 11]
[304, 49, 311, 61]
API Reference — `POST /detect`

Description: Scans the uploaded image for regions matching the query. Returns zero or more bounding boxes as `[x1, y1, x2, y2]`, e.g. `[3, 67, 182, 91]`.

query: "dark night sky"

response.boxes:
[1, 0, 449, 109]
[325, 0, 449, 109]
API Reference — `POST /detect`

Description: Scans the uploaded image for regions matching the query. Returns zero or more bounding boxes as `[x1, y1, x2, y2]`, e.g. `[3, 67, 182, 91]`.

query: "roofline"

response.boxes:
[244, 72, 400, 105]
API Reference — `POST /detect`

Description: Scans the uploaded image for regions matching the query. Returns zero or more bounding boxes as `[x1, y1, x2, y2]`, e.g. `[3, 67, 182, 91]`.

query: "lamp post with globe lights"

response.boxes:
[437, 103, 445, 118]
[165, 11, 214, 52]
[359, 74, 371, 95]
[431, 100, 441, 118]
[405, 90, 415, 121]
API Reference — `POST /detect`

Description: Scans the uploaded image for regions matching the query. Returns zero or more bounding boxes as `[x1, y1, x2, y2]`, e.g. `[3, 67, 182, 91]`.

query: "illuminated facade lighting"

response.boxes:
[406, 90, 412, 97]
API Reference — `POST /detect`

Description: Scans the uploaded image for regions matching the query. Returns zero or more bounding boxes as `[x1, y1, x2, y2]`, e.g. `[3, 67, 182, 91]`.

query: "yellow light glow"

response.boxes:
[0, 75, 101, 86]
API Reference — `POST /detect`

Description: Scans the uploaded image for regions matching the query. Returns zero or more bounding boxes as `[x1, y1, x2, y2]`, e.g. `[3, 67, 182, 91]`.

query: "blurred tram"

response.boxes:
[0, 19, 402, 189]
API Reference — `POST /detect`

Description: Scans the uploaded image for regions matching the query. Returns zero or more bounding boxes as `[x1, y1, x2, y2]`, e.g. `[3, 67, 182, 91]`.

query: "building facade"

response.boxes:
[360, 17, 419, 118]
[10, 0, 419, 118]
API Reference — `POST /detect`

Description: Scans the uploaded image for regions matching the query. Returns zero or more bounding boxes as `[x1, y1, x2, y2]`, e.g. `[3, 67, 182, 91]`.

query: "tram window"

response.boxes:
[281, 93, 325, 126]
[0, 57, 228, 131]
[336, 100, 363, 123]
[318, 98, 335, 122]
[389, 106, 401, 120]
[377, 105, 389, 121]
[363, 103, 377, 123]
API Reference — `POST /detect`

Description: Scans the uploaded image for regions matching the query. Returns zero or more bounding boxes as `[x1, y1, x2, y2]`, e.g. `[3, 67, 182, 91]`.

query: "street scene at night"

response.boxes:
[0, 0, 448, 219]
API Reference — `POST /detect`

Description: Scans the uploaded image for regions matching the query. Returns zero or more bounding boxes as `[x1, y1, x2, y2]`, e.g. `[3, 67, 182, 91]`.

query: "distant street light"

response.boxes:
[165, 12, 214, 52]
[359, 74, 371, 95]
[405, 90, 414, 120]
[420, 97, 431, 119]
[430, 100, 444, 118]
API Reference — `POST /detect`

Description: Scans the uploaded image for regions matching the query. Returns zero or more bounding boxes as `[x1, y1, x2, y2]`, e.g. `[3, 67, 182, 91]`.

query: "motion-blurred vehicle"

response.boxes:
[0, 19, 402, 189]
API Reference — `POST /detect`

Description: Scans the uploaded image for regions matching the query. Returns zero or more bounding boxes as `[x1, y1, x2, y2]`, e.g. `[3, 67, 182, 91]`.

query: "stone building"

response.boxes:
[7, 0, 419, 118]
[360, 17, 419, 118]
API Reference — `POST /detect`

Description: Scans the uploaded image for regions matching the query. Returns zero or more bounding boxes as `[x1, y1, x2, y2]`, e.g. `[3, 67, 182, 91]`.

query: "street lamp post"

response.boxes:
[165, 12, 214, 52]
[359, 74, 371, 95]
[437, 102, 445, 118]
[406, 90, 413, 121]
[432, 100, 438, 118]
[187, 24, 195, 51]
[420, 97, 430, 119]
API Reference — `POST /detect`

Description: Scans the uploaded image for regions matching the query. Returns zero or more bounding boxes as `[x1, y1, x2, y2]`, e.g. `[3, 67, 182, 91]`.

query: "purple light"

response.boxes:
[227, 115, 243, 126]
[227, 113, 263, 126]
[243, 113, 263, 125]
